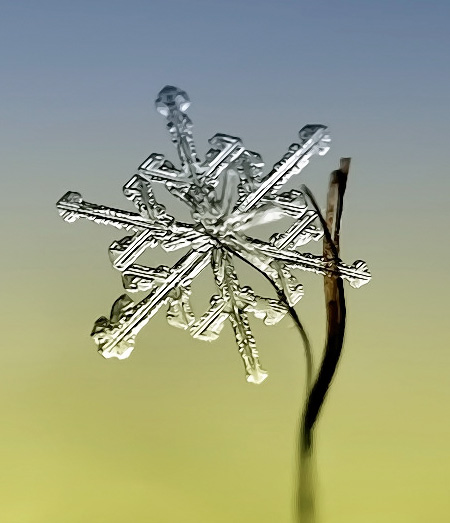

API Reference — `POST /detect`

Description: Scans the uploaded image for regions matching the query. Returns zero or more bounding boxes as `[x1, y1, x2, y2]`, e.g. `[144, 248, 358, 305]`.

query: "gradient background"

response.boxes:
[1, 1, 449, 521]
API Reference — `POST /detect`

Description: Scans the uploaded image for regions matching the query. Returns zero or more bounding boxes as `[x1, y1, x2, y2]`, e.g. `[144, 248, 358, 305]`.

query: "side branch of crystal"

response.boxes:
[92, 247, 212, 359]
[56, 85, 371, 383]
[236, 125, 331, 213]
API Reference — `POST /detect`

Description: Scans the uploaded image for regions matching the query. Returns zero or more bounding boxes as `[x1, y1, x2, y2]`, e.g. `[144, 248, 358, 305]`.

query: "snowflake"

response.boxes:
[57, 86, 371, 384]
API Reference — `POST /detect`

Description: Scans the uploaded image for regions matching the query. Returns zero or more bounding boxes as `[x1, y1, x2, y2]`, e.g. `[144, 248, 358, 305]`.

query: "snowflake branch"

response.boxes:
[211, 248, 268, 384]
[223, 246, 313, 390]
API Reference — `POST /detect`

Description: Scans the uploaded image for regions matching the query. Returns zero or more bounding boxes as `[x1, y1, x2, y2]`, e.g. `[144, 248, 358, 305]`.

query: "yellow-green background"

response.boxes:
[1, 1, 449, 521]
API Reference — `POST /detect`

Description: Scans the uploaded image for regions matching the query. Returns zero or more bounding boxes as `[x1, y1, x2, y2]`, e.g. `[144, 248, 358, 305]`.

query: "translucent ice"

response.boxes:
[56, 86, 371, 383]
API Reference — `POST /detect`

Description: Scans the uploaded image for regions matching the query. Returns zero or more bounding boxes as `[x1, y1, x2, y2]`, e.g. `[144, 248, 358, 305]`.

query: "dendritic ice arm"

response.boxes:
[270, 212, 322, 249]
[224, 234, 371, 289]
[121, 264, 171, 293]
[258, 242, 371, 288]
[190, 286, 287, 343]
[57, 191, 209, 259]
[155, 86, 202, 179]
[235, 125, 331, 213]
[166, 286, 196, 330]
[221, 234, 304, 306]
[120, 263, 195, 330]
[137, 134, 248, 197]
[266, 191, 323, 248]
[206, 248, 269, 384]
[202, 134, 254, 186]
[153, 87, 265, 217]
[91, 246, 212, 359]
[224, 192, 323, 248]
[123, 174, 173, 224]
[57, 191, 160, 231]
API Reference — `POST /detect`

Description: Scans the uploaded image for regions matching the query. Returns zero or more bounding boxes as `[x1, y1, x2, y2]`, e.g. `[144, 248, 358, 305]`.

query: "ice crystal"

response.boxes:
[57, 86, 371, 384]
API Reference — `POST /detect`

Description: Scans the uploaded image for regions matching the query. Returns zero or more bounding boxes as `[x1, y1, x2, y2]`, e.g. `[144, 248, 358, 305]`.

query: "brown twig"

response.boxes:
[296, 158, 350, 522]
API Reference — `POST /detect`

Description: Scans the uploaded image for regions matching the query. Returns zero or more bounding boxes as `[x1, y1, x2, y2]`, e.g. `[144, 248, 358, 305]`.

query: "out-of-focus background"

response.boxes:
[1, 1, 449, 521]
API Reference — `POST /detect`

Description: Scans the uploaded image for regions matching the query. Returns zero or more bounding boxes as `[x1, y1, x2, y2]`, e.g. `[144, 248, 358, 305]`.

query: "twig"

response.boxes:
[296, 158, 350, 522]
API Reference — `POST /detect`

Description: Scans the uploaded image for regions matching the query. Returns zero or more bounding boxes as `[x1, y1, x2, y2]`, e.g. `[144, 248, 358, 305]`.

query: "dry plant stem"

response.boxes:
[296, 158, 350, 523]
[301, 158, 349, 450]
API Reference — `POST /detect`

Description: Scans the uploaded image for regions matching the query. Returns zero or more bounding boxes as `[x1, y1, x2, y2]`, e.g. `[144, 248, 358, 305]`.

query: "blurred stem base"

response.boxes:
[297, 443, 317, 523]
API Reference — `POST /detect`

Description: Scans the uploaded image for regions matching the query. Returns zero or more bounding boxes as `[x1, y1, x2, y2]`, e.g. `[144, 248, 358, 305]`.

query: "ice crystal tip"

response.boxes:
[247, 369, 269, 385]
[155, 85, 190, 116]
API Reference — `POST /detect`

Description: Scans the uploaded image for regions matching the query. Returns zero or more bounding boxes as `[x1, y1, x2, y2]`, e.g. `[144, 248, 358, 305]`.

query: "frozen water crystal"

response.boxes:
[155, 85, 191, 115]
[57, 86, 371, 384]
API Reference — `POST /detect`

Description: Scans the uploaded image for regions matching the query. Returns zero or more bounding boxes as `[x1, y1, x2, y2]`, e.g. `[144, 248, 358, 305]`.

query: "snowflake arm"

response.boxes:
[210, 248, 268, 384]
[235, 125, 331, 212]
[91, 247, 212, 359]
